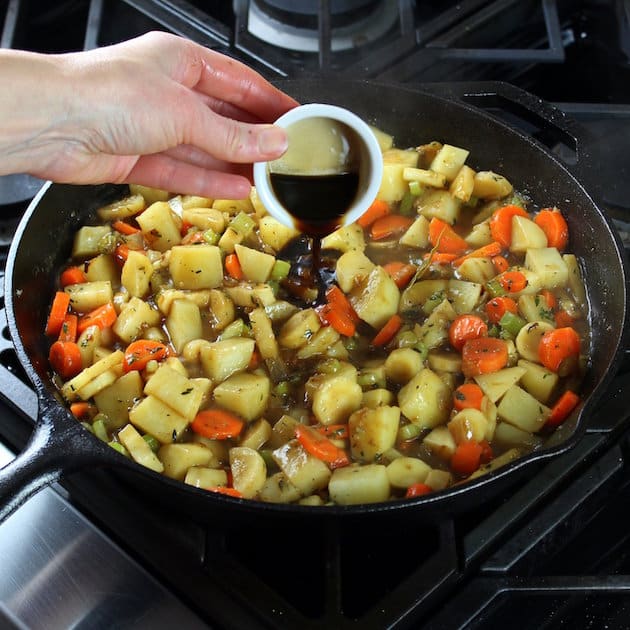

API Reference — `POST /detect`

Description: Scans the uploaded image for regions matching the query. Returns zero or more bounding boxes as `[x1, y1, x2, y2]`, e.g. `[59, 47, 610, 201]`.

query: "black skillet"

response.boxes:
[0, 79, 628, 524]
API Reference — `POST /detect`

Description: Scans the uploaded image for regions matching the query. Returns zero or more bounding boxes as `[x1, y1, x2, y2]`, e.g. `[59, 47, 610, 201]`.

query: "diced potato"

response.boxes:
[518, 294, 554, 323]
[481, 397, 498, 441]
[144, 364, 204, 421]
[493, 422, 543, 450]
[398, 368, 451, 428]
[321, 223, 365, 253]
[525, 247, 569, 289]
[158, 443, 215, 480]
[212, 198, 254, 215]
[72, 225, 112, 259]
[296, 326, 340, 360]
[129, 184, 170, 205]
[312, 374, 363, 426]
[200, 337, 255, 382]
[399, 279, 448, 313]
[259, 472, 302, 503]
[118, 424, 164, 473]
[464, 220, 493, 248]
[94, 370, 144, 430]
[563, 254, 587, 305]
[270, 414, 299, 448]
[97, 193, 146, 221]
[450, 165, 475, 202]
[418, 189, 461, 225]
[258, 216, 299, 251]
[386, 457, 431, 489]
[64, 281, 113, 313]
[180, 195, 213, 210]
[76, 324, 100, 368]
[249, 187, 267, 218]
[382, 148, 419, 167]
[85, 254, 119, 286]
[278, 308, 321, 349]
[121, 250, 152, 298]
[129, 395, 189, 444]
[429, 144, 470, 181]
[413, 299, 457, 350]
[449, 279, 482, 314]
[213, 373, 270, 421]
[473, 366, 527, 402]
[369, 125, 394, 152]
[517, 359, 559, 404]
[61, 350, 124, 401]
[136, 201, 181, 251]
[424, 468, 452, 491]
[234, 244, 276, 283]
[181, 207, 224, 232]
[497, 385, 550, 432]
[467, 447, 521, 480]
[448, 408, 489, 444]
[362, 388, 395, 408]
[189, 436, 228, 465]
[76, 369, 118, 400]
[169, 245, 223, 290]
[510, 216, 548, 253]
[249, 307, 278, 360]
[217, 226, 243, 254]
[113, 296, 161, 343]
[515, 320, 555, 362]
[208, 289, 235, 331]
[272, 440, 331, 496]
[239, 418, 272, 451]
[378, 163, 409, 203]
[472, 171, 513, 199]
[335, 250, 375, 293]
[400, 215, 430, 248]
[349, 405, 400, 463]
[457, 257, 496, 284]
[184, 467, 228, 489]
[423, 426, 457, 460]
[427, 350, 462, 373]
[166, 298, 203, 353]
[229, 447, 267, 499]
[328, 464, 390, 505]
[402, 167, 447, 188]
[349, 266, 400, 329]
[156, 288, 212, 315]
[385, 348, 423, 384]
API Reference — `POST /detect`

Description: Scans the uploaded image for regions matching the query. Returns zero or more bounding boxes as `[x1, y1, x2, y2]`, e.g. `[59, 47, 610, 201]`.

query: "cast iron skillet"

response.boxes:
[0, 79, 628, 524]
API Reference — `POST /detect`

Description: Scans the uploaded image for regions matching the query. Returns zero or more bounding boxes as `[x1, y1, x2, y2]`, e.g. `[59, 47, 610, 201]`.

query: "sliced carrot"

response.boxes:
[357, 199, 390, 228]
[538, 327, 581, 373]
[45, 291, 71, 337]
[114, 243, 131, 265]
[489, 204, 528, 248]
[534, 208, 569, 250]
[112, 219, 141, 235]
[554, 309, 574, 328]
[179, 220, 193, 236]
[405, 483, 433, 498]
[485, 296, 518, 324]
[370, 214, 414, 240]
[181, 230, 207, 245]
[123, 340, 170, 373]
[479, 440, 494, 464]
[49, 340, 83, 379]
[453, 241, 502, 266]
[207, 486, 243, 498]
[191, 409, 245, 440]
[372, 314, 403, 346]
[450, 440, 483, 476]
[461, 337, 509, 377]
[453, 383, 485, 411]
[316, 424, 349, 440]
[60, 266, 87, 287]
[70, 401, 96, 420]
[225, 253, 243, 280]
[498, 270, 528, 293]
[318, 303, 355, 337]
[540, 289, 558, 311]
[383, 261, 417, 288]
[326, 286, 359, 323]
[428, 217, 468, 254]
[77, 302, 117, 334]
[295, 424, 350, 469]
[449, 315, 488, 351]
[546, 390, 580, 427]
[423, 252, 458, 265]
[58, 314, 78, 343]
[491, 255, 509, 274]
[248, 348, 261, 370]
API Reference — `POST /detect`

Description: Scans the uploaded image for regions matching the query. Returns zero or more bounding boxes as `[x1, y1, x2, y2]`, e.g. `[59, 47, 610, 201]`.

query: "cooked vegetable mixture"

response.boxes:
[46, 131, 589, 505]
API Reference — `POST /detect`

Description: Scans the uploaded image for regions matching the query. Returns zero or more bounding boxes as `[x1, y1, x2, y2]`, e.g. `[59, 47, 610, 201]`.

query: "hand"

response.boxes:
[0, 31, 298, 199]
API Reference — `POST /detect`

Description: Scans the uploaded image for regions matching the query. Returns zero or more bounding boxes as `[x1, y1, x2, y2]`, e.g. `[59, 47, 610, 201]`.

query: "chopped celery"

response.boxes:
[397, 330, 419, 348]
[408, 181, 423, 196]
[143, 434, 160, 452]
[398, 423, 422, 441]
[399, 191, 416, 216]
[108, 441, 128, 457]
[270, 259, 291, 281]
[80, 422, 93, 434]
[414, 341, 428, 361]
[230, 211, 256, 236]
[422, 290, 446, 315]
[92, 417, 109, 442]
[318, 358, 341, 374]
[219, 318, 246, 340]
[203, 228, 220, 245]
[486, 279, 506, 297]
[499, 311, 527, 337]
[273, 381, 291, 397]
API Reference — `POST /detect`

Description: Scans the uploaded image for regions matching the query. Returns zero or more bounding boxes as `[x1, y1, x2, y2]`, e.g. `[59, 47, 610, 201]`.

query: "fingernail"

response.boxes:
[258, 126, 288, 157]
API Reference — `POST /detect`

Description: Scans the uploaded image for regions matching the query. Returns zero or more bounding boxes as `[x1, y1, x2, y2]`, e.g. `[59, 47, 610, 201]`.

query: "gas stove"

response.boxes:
[1, 2, 629, 629]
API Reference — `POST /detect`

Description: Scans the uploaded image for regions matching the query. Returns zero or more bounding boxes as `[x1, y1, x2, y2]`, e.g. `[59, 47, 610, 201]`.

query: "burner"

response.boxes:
[247, 0, 399, 52]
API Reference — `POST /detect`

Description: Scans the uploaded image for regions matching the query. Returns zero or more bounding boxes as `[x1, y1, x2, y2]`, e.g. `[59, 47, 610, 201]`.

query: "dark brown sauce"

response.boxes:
[271, 171, 360, 305]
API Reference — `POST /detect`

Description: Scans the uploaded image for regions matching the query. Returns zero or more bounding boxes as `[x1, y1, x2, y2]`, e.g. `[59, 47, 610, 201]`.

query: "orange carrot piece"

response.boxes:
[491, 255, 509, 274]
[357, 199, 391, 228]
[58, 314, 78, 343]
[538, 327, 581, 372]
[423, 252, 458, 264]
[534, 208, 569, 250]
[485, 296, 518, 324]
[554, 309, 574, 328]
[428, 217, 468, 254]
[489, 204, 529, 248]
[461, 337, 509, 377]
[70, 401, 96, 420]
[316, 424, 349, 440]
[405, 483, 433, 498]
[326, 286, 359, 323]
[318, 303, 356, 337]
[498, 270, 528, 293]
[295, 424, 350, 469]
[60, 266, 87, 288]
[450, 440, 483, 476]
[382, 261, 417, 288]
[181, 230, 207, 245]
[453, 241, 502, 266]
[207, 486, 243, 498]
[191, 409, 245, 440]
[540, 289, 558, 311]
[372, 314, 403, 346]
[448, 314, 488, 351]
[49, 340, 83, 379]
[114, 244, 131, 265]
[453, 383, 485, 411]
[45, 291, 71, 337]
[112, 219, 141, 235]
[123, 340, 170, 373]
[546, 390, 580, 427]
[370, 214, 414, 240]
[77, 302, 117, 334]
[225, 253, 244, 280]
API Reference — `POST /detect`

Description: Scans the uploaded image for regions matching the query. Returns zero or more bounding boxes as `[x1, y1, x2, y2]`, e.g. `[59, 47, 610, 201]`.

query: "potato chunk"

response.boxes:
[349, 405, 401, 463]
[129, 395, 189, 444]
[398, 368, 451, 429]
[329, 464, 390, 505]
[158, 443, 215, 480]
[229, 447, 267, 499]
[213, 373, 270, 421]
[349, 266, 400, 329]
[169, 245, 223, 290]
[311, 374, 363, 426]
[272, 440, 331, 496]
[200, 337, 255, 383]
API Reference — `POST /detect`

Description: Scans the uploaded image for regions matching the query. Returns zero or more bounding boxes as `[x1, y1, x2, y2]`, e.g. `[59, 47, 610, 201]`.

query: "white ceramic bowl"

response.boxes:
[253, 103, 383, 230]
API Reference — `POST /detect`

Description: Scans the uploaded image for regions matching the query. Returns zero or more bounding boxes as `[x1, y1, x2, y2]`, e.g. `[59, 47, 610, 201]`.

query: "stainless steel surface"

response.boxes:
[0, 442, 209, 630]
